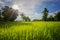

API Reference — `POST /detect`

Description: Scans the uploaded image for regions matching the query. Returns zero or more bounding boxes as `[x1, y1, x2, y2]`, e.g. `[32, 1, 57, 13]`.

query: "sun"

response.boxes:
[12, 4, 19, 10]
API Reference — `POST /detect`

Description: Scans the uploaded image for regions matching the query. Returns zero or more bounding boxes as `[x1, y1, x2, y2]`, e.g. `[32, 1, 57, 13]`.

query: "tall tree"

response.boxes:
[42, 8, 49, 21]
[54, 11, 60, 21]
[2, 6, 18, 21]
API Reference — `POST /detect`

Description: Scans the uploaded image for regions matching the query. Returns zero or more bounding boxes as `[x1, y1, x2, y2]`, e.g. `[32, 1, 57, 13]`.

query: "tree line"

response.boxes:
[0, 6, 31, 22]
[0, 6, 60, 22]
[33, 8, 60, 21]
[42, 8, 60, 21]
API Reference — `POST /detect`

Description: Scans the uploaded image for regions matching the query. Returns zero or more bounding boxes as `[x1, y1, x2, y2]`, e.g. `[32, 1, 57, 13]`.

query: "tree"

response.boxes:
[26, 16, 31, 21]
[0, 10, 2, 21]
[20, 13, 25, 21]
[2, 6, 18, 21]
[42, 8, 49, 21]
[54, 11, 60, 21]
[33, 19, 40, 21]
[47, 15, 54, 21]
[0, 10, 3, 21]
[20, 13, 31, 21]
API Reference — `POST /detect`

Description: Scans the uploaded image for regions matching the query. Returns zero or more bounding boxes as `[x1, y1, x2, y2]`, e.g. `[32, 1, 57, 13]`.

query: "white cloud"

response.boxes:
[0, 0, 42, 21]
[6, 0, 12, 2]
[41, 0, 58, 2]
[1, 0, 58, 21]
[48, 10, 60, 17]
[25, 13, 42, 20]
[15, 15, 23, 21]
[11, 0, 42, 13]
[0, 1, 4, 5]
[48, 13, 55, 17]
[16, 12, 42, 21]
[10, 0, 43, 21]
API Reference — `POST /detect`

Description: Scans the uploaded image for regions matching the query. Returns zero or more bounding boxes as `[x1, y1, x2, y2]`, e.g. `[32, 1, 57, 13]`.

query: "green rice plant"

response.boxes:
[0, 22, 60, 40]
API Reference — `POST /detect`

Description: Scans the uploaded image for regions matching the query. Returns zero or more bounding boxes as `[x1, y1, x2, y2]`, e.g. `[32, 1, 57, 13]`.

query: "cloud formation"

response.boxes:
[0, 0, 59, 21]
[0, 1, 4, 5]
[0, 0, 43, 21]
[11, 0, 42, 20]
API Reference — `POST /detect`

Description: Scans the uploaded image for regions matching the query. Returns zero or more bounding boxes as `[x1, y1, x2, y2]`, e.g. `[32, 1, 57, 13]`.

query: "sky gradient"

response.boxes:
[0, 0, 60, 20]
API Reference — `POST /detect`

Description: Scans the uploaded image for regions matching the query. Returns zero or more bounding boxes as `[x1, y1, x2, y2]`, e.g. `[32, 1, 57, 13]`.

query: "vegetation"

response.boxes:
[33, 19, 41, 21]
[0, 6, 60, 21]
[0, 5, 60, 40]
[0, 6, 18, 21]
[0, 10, 2, 21]
[47, 11, 60, 21]
[47, 15, 54, 21]
[0, 22, 60, 40]
[42, 8, 49, 21]
[20, 13, 31, 21]
[54, 11, 60, 21]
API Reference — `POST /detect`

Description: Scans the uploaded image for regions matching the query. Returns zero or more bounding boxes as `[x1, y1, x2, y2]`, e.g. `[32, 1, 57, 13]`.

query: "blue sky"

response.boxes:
[0, 0, 60, 20]
[36, 0, 60, 13]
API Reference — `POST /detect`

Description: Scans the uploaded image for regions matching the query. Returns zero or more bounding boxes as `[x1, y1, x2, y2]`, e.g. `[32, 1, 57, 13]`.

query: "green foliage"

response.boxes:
[0, 10, 3, 21]
[0, 10, 1, 21]
[33, 19, 40, 21]
[47, 15, 54, 21]
[20, 13, 31, 21]
[0, 22, 60, 40]
[42, 8, 49, 21]
[26, 16, 31, 21]
[54, 11, 60, 21]
[1, 6, 18, 21]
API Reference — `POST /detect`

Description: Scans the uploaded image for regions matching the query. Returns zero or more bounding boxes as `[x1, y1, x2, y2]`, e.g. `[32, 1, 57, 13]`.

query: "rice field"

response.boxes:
[0, 22, 60, 40]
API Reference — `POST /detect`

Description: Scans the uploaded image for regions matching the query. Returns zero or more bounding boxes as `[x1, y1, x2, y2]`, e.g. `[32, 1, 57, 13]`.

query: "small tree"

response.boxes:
[42, 8, 49, 21]
[20, 13, 31, 21]
[26, 16, 31, 21]
[20, 13, 25, 21]
[47, 15, 54, 21]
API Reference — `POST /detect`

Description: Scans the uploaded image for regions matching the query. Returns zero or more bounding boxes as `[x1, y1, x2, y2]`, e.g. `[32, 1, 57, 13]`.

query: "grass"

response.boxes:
[0, 21, 60, 40]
